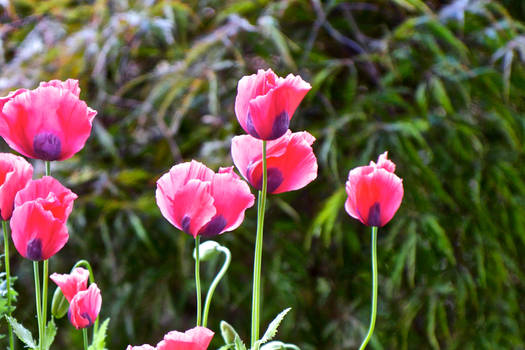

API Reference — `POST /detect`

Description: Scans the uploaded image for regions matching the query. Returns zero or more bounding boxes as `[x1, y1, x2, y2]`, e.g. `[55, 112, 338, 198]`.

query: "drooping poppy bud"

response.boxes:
[51, 286, 69, 319]
[235, 69, 311, 140]
[345, 152, 404, 227]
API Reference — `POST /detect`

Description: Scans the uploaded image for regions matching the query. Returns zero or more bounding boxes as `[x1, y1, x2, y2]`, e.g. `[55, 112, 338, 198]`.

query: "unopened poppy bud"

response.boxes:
[51, 287, 69, 319]
[193, 240, 220, 262]
[220, 321, 237, 344]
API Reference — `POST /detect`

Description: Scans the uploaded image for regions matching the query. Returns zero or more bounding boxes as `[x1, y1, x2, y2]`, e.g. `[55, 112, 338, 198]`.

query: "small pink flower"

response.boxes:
[231, 130, 318, 194]
[235, 69, 311, 140]
[345, 152, 404, 227]
[126, 345, 156, 350]
[10, 176, 77, 260]
[50, 267, 89, 303]
[156, 161, 255, 238]
[0, 153, 33, 220]
[156, 326, 214, 350]
[0, 79, 97, 161]
[68, 283, 102, 329]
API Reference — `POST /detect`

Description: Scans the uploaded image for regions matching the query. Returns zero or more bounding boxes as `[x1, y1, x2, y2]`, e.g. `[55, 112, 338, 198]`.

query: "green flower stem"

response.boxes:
[195, 236, 202, 327]
[42, 161, 50, 345]
[45, 161, 50, 177]
[42, 260, 49, 345]
[33, 261, 43, 350]
[83, 328, 89, 350]
[202, 245, 231, 328]
[3, 220, 14, 350]
[251, 140, 268, 347]
[72, 260, 99, 336]
[358, 226, 378, 350]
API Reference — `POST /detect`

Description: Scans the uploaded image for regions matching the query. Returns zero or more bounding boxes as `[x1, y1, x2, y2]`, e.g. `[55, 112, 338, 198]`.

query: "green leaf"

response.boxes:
[431, 77, 454, 114]
[259, 308, 291, 344]
[391, 0, 432, 14]
[7, 316, 37, 349]
[88, 318, 110, 350]
[234, 335, 247, 350]
[217, 345, 234, 350]
[128, 212, 156, 255]
[306, 188, 346, 249]
[43, 318, 57, 350]
[423, 215, 456, 265]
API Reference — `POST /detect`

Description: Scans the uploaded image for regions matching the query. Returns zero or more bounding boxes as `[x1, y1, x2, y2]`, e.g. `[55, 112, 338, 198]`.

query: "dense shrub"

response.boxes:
[1, 0, 524, 348]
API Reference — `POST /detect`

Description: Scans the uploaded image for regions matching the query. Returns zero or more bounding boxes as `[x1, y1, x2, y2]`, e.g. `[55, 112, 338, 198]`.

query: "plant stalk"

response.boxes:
[202, 245, 231, 327]
[3, 220, 14, 350]
[358, 226, 378, 350]
[251, 140, 268, 347]
[42, 260, 49, 346]
[33, 261, 43, 350]
[195, 236, 202, 327]
[45, 161, 50, 177]
[83, 328, 89, 350]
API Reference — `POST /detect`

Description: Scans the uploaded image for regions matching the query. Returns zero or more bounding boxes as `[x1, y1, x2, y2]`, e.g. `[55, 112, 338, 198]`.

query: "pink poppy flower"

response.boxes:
[235, 69, 311, 140]
[126, 345, 156, 350]
[231, 130, 318, 194]
[345, 152, 404, 227]
[0, 79, 97, 161]
[68, 283, 102, 329]
[156, 326, 214, 350]
[14, 176, 77, 222]
[10, 176, 77, 260]
[156, 161, 255, 238]
[0, 153, 33, 220]
[50, 267, 89, 303]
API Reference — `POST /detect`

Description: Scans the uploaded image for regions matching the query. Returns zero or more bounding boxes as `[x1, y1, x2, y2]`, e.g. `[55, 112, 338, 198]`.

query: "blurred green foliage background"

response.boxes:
[1, 0, 525, 348]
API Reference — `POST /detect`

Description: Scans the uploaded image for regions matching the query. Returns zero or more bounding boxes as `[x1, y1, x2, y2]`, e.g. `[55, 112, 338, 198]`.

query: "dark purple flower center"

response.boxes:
[33, 132, 61, 160]
[367, 202, 381, 227]
[268, 111, 289, 140]
[26, 238, 43, 261]
[81, 312, 94, 327]
[246, 112, 260, 139]
[246, 111, 289, 140]
[199, 215, 227, 237]
[254, 167, 284, 194]
[181, 215, 191, 234]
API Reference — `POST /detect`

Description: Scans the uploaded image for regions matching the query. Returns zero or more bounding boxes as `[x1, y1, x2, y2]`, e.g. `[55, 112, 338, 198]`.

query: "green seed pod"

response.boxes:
[51, 287, 69, 319]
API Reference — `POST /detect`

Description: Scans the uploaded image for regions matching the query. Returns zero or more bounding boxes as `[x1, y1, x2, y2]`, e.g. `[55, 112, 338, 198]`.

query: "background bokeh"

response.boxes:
[1, 0, 525, 349]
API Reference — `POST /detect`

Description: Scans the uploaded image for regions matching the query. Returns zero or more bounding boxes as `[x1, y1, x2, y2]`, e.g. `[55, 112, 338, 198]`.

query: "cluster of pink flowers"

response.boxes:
[50, 268, 101, 329]
[155, 68, 318, 241]
[0, 67, 404, 349]
[0, 79, 102, 344]
[0, 79, 95, 262]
